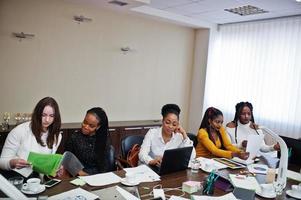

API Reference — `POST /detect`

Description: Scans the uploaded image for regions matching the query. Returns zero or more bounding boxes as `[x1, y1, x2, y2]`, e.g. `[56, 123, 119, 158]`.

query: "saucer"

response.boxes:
[120, 179, 140, 186]
[255, 189, 276, 199]
[286, 190, 301, 199]
[21, 184, 45, 194]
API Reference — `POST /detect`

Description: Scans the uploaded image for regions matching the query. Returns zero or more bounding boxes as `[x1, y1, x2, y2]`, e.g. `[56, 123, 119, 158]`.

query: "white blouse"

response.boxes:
[0, 121, 62, 170]
[138, 127, 196, 164]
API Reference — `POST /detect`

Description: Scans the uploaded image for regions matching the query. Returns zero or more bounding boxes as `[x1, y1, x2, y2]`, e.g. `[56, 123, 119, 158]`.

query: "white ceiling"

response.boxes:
[67, 0, 301, 28]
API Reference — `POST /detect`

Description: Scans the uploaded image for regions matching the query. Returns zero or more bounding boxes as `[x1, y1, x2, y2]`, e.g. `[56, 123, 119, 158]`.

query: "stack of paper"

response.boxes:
[191, 193, 238, 200]
[48, 188, 98, 200]
[195, 157, 228, 171]
[79, 172, 121, 186]
[229, 174, 260, 191]
[123, 165, 160, 182]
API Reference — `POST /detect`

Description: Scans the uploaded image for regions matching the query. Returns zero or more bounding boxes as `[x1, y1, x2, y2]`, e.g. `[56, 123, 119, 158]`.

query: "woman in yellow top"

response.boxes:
[196, 107, 249, 159]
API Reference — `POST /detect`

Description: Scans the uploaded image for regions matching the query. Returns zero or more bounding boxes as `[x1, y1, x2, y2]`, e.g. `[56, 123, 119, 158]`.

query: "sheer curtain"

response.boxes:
[204, 16, 301, 139]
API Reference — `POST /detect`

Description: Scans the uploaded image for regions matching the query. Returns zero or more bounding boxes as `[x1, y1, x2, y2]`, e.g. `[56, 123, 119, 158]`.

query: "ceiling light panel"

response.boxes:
[225, 5, 268, 16]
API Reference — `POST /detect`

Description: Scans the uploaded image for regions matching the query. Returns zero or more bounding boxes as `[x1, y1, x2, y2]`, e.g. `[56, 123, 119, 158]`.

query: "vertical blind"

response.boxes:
[203, 16, 301, 139]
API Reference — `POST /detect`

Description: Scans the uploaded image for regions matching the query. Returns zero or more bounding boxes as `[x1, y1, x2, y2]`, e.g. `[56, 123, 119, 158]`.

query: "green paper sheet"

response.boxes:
[27, 152, 63, 176]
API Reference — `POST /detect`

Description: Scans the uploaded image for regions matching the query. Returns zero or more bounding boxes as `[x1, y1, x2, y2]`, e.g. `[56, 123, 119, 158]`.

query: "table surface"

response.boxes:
[19, 166, 299, 200]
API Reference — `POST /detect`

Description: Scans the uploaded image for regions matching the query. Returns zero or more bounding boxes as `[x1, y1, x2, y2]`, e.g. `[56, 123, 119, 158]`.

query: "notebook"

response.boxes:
[152, 146, 193, 175]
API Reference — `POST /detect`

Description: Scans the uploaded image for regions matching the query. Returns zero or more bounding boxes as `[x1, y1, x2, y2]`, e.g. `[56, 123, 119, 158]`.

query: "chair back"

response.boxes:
[121, 135, 144, 159]
[187, 133, 198, 147]
[106, 145, 117, 172]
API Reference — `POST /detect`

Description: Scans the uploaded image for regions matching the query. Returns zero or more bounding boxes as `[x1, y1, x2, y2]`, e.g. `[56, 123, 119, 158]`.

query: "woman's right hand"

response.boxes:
[149, 157, 162, 166]
[9, 158, 30, 169]
[232, 152, 249, 160]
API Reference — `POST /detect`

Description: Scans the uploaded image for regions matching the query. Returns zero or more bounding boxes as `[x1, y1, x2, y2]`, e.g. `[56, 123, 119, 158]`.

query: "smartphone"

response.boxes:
[44, 179, 61, 188]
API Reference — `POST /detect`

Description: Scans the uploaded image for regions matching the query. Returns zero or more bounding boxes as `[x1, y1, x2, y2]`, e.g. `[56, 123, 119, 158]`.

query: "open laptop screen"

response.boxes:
[155, 146, 193, 175]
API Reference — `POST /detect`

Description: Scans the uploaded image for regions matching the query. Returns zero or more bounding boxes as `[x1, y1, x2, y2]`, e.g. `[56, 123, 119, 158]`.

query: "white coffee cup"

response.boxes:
[23, 178, 41, 192]
[125, 172, 136, 184]
[291, 184, 301, 196]
[260, 184, 274, 195]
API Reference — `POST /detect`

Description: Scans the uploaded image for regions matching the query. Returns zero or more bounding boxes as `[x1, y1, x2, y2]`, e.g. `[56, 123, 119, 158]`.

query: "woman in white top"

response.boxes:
[226, 102, 279, 152]
[0, 97, 62, 173]
[139, 104, 196, 166]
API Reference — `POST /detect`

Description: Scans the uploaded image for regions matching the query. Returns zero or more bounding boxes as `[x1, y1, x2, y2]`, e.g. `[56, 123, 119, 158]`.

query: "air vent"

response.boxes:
[225, 5, 268, 16]
[109, 0, 128, 6]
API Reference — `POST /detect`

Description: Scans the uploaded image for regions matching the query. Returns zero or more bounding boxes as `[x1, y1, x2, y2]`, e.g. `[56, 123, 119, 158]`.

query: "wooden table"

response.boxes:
[22, 167, 299, 200]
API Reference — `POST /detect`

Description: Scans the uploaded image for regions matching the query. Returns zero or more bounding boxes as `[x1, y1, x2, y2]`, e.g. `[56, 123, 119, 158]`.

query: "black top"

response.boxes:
[65, 131, 108, 174]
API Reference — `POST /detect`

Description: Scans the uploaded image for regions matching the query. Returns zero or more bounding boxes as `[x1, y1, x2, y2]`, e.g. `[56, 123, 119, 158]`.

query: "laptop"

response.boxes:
[0, 174, 30, 200]
[151, 146, 193, 175]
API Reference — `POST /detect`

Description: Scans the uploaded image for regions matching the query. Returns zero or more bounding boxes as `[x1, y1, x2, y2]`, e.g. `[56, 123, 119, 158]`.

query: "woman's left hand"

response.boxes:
[175, 125, 188, 140]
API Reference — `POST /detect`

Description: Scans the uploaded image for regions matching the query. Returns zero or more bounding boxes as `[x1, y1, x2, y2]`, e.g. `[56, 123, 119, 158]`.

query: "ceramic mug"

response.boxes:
[291, 184, 301, 196]
[23, 178, 41, 192]
[125, 172, 136, 184]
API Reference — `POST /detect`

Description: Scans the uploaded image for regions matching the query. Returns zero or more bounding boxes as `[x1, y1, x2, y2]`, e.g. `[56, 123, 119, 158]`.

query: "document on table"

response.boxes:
[48, 188, 98, 200]
[79, 172, 121, 186]
[229, 174, 260, 191]
[169, 196, 190, 200]
[195, 157, 228, 170]
[191, 192, 238, 200]
[123, 165, 160, 182]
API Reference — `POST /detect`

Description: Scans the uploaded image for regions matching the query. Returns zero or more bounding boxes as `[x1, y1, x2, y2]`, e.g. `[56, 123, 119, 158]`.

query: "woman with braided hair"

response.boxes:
[195, 107, 249, 159]
[65, 107, 110, 175]
[226, 101, 279, 152]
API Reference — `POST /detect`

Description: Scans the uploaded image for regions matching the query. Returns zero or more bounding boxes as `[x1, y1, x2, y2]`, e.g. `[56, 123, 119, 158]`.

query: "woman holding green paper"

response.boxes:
[0, 97, 62, 177]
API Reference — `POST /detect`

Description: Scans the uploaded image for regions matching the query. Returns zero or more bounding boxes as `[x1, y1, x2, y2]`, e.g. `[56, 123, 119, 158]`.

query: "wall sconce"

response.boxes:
[12, 32, 35, 41]
[121, 46, 135, 54]
[73, 15, 92, 24]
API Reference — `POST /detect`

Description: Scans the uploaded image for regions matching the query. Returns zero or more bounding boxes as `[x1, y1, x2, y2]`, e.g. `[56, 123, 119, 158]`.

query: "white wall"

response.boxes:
[0, 0, 210, 128]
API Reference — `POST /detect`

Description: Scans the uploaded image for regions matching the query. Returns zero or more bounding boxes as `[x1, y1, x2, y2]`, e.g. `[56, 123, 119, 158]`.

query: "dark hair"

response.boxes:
[31, 97, 61, 148]
[232, 101, 259, 143]
[86, 107, 109, 171]
[161, 104, 181, 119]
[199, 107, 224, 148]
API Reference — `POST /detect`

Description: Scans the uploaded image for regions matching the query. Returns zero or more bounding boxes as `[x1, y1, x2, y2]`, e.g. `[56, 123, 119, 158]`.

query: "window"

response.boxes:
[204, 16, 301, 139]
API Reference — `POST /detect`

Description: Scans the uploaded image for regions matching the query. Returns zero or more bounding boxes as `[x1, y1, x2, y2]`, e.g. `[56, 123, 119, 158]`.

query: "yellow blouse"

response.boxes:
[195, 127, 241, 159]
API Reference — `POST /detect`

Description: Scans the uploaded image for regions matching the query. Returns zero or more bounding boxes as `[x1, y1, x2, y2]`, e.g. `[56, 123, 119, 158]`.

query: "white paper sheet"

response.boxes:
[191, 193, 237, 200]
[13, 166, 33, 178]
[79, 172, 121, 186]
[229, 174, 261, 191]
[123, 165, 160, 182]
[48, 188, 98, 200]
[195, 157, 228, 171]
[169, 196, 190, 200]
[246, 134, 264, 159]
[116, 186, 140, 200]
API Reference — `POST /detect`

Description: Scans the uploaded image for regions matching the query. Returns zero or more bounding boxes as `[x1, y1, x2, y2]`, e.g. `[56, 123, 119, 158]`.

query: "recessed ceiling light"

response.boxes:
[225, 5, 268, 16]
[296, 0, 301, 2]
